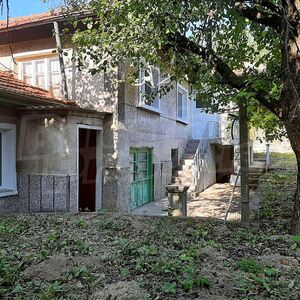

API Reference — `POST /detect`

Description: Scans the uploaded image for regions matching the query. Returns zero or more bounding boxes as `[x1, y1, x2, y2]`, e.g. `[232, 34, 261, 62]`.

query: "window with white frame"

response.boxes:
[0, 123, 17, 196]
[20, 57, 61, 97]
[177, 83, 188, 122]
[139, 64, 160, 111]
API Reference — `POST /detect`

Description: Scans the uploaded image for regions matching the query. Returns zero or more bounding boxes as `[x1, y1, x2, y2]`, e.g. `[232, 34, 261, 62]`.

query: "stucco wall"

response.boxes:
[0, 106, 104, 214]
[107, 68, 194, 211]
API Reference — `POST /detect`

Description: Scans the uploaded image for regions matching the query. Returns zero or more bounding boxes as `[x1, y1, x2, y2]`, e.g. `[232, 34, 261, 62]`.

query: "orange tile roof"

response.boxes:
[0, 12, 61, 30]
[0, 70, 77, 107]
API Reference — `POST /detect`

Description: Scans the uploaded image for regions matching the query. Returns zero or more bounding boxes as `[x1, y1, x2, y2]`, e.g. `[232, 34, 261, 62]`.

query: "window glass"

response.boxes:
[49, 58, 61, 96]
[140, 65, 160, 109]
[35, 60, 46, 88]
[22, 62, 33, 85]
[177, 85, 188, 121]
[20, 57, 61, 97]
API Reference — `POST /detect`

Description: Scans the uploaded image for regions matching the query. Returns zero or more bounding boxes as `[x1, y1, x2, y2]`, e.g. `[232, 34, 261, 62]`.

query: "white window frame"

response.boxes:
[138, 65, 161, 114]
[177, 83, 189, 123]
[0, 123, 17, 197]
[18, 56, 61, 95]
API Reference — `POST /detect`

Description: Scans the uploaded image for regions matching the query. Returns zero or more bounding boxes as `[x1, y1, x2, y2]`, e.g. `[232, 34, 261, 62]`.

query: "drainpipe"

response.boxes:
[53, 21, 69, 99]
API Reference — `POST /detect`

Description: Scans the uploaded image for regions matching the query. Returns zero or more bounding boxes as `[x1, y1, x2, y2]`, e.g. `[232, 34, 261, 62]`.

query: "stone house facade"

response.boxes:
[0, 12, 243, 215]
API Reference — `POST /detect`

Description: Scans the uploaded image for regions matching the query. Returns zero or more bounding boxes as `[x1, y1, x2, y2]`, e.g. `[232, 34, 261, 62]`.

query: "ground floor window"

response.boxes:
[130, 148, 153, 209]
[0, 123, 17, 196]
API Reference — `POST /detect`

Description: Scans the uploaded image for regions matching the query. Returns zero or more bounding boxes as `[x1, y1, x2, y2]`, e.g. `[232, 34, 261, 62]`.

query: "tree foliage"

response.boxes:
[62, 0, 286, 141]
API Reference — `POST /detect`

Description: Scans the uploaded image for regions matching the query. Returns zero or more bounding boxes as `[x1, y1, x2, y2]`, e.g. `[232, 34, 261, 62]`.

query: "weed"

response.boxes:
[236, 259, 263, 274]
[291, 235, 300, 250]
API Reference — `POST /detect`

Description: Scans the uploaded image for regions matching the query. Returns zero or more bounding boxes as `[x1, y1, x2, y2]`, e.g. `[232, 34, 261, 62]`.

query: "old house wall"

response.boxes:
[107, 65, 193, 212]
[0, 106, 104, 215]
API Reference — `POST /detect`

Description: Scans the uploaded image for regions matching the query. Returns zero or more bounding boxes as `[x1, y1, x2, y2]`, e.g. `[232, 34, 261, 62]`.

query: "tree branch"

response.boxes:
[252, 0, 281, 13]
[234, 1, 282, 32]
[166, 33, 281, 116]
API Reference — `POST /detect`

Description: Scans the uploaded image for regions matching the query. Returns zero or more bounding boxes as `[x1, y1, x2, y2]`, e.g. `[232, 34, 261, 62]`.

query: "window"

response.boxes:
[139, 64, 160, 112]
[0, 123, 17, 197]
[177, 83, 188, 122]
[19, 57, 61, 97]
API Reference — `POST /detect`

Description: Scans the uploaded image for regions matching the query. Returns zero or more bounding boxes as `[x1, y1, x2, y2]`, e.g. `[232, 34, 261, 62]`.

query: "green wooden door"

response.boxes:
[130, 148, 153, 210]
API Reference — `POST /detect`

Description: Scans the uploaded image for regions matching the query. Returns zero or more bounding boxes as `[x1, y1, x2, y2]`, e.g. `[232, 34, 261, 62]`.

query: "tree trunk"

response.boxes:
[284, 122, 300, 235]
[290, 164, 300, 235]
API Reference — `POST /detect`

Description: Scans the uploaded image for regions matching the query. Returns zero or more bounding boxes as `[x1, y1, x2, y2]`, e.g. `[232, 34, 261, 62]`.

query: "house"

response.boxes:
[0, 12, 244, 215]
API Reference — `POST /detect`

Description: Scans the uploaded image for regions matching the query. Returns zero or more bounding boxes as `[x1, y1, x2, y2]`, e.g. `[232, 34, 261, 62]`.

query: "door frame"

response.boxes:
[130, 147, 153, 210]
[77, 125, 103, 211]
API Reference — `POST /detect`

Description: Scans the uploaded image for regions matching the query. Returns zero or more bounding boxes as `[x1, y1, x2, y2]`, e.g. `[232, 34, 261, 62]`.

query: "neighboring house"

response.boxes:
[0, 12, 245, 215]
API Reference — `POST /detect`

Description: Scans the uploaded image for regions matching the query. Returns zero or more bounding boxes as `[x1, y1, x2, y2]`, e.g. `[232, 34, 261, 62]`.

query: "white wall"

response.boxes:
[191, 102, 220, 140]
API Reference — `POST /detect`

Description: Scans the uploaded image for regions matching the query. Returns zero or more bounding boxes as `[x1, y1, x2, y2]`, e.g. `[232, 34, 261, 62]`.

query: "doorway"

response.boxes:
[130, 148, 153, 210]
[215, 145, 234, 183]
[78, 127, 102, 212]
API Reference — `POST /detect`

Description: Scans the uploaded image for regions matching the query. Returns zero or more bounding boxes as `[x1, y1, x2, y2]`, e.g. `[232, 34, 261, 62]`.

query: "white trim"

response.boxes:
[18, 56, 61, 95]
[76, 125, 103, 212]
[176, 83, 189, 123]
[0, 123, 17, 196]
[137, 103, 162, 114]
[139, 65, 161, 112]
[14, 49, 57, 59]
[0, 190, 18, 198]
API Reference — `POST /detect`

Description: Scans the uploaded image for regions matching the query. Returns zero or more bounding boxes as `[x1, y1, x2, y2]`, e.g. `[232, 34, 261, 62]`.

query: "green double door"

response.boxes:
[130, 148, 153, 210]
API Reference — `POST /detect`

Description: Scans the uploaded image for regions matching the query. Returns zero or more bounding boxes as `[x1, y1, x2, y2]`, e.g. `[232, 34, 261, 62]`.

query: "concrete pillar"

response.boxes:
[165, 185, 189, 217]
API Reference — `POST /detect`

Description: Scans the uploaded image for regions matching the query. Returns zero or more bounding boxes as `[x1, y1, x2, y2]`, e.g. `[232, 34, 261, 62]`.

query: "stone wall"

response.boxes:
[0, 174, 77, 215]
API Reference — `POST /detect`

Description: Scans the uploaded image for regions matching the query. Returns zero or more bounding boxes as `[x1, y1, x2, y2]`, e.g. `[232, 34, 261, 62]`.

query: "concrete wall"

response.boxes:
[101, 65, 194, 212]
[251, 129, 293, 153]
[0, 39, 118, 114]
[0, 106, 104, 214]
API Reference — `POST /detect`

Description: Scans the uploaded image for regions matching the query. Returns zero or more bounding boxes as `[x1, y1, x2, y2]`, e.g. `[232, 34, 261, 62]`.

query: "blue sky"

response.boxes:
[0, 0, 62, 20]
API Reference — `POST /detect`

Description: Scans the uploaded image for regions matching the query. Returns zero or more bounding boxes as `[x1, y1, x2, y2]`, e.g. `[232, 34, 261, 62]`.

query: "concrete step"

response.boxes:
[254, 158, 266, 162]
[249, 184, 259, 190]
[180, 159, 194, 166]
[172, 176, 193, 185]
[184, 148, 198, 154]
[249, 178, 260, 184]
[178, 165, 193, 171]
[254, 153, 266, 158]
[182, 153, 195, 159]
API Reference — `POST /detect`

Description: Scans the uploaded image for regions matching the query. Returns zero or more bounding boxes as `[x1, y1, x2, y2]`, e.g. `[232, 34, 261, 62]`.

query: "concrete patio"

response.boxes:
[133, 183, 241, 221]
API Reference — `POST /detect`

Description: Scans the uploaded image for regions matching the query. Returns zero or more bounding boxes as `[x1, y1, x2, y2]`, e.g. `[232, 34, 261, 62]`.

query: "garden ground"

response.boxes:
[0, 153, 300, 299]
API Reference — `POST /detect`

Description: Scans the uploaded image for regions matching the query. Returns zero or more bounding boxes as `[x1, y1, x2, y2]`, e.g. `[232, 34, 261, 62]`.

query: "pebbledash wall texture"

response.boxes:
[0, 105, 105, 214]
[0, 33, 194, 214]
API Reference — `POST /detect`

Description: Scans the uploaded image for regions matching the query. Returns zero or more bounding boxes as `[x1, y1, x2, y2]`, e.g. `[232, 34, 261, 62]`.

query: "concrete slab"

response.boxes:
[132, 183, 241, 221]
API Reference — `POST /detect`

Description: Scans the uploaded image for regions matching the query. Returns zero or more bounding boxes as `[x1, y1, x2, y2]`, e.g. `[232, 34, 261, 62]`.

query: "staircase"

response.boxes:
[249, 153, 267, 190]
[172, 140, 199, 197]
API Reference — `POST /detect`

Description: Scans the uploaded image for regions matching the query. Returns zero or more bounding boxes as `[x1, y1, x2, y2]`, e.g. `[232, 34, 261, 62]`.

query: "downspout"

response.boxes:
[53, 21, 69, 99]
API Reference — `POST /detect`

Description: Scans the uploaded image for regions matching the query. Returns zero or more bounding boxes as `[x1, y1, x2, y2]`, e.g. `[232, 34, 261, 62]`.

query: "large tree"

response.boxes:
[64, 0, 299, 233]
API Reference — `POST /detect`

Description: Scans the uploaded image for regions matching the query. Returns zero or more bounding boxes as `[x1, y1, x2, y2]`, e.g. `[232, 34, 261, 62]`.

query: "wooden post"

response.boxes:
[53, 21, 69, 99]
[239, 100, 250, 225]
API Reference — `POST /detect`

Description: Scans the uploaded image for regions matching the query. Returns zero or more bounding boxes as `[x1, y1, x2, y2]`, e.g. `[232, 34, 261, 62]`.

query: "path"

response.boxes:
[133, 183, 241, 221]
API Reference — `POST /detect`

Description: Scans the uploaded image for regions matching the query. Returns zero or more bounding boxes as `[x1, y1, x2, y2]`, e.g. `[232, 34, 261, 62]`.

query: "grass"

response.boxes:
[0, 153, 299, 299]
[257, 153, 297, 226]
[0, 211, 300, 299]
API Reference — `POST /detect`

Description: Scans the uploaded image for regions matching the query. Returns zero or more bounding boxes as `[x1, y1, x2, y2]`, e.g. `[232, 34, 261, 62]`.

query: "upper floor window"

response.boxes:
[0, 123, 17, 197]
[19, 57, 61, 97]
[177, 83, 188, 122]
[139, 64, 160, 112]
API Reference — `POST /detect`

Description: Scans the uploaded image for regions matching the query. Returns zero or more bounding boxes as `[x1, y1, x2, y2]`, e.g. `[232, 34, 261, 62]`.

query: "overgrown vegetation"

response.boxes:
[258, 153, 297, 225]
[0, 153, 299, 299]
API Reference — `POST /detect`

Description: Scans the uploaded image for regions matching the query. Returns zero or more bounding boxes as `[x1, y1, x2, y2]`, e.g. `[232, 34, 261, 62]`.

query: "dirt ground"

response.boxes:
[1, 211, 300, 300]
[1, 153, 299, 299]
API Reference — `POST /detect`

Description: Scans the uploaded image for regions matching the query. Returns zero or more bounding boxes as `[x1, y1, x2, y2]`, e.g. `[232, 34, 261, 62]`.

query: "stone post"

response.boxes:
[165, 185, 189, 217]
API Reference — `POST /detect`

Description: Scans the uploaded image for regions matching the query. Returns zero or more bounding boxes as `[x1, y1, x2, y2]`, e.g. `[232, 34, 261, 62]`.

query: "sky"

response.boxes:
[0, 0, 62, 20]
